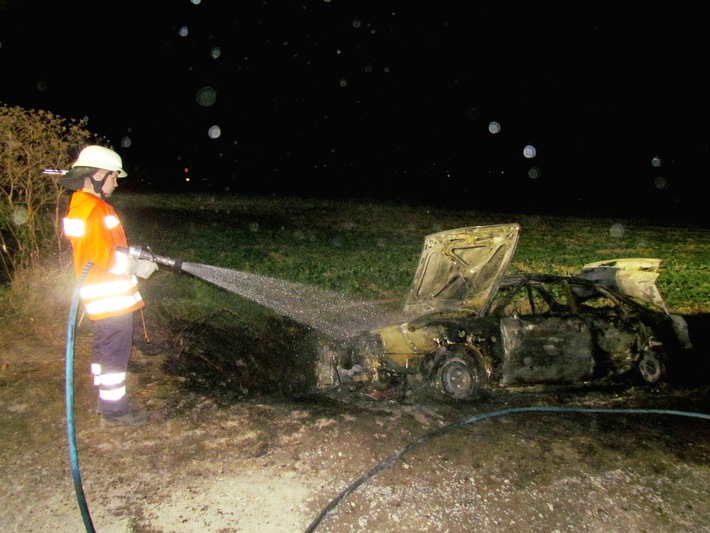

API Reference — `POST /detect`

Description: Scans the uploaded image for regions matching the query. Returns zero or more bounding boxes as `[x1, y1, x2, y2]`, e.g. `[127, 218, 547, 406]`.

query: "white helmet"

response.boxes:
[71, 145, 127, 177]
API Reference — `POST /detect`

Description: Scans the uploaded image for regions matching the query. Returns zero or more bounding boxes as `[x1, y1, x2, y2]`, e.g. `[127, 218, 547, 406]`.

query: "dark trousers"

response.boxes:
[92, 312, 134, 415]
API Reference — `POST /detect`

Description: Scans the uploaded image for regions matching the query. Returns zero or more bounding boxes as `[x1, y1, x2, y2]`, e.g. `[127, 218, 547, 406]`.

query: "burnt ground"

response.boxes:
[1, 312, 710, 533]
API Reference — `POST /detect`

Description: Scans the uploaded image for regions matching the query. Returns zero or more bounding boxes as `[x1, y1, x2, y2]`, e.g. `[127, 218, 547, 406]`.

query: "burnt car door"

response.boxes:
[494, 278, 595, 385]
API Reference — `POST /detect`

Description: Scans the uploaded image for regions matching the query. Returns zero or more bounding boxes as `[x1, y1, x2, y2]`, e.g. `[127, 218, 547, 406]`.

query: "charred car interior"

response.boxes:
[317, 223, 694, 401]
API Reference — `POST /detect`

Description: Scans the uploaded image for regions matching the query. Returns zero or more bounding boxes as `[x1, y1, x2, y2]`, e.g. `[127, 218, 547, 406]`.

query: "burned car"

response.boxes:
[318, 223, 693, 401]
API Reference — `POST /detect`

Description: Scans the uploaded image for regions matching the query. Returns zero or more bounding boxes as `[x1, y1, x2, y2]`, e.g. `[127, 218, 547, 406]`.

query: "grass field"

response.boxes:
[107, 192, 710, 320]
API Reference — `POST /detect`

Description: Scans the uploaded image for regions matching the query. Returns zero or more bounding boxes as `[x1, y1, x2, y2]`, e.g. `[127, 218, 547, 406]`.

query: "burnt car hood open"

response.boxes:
[403, 223, 520, 318]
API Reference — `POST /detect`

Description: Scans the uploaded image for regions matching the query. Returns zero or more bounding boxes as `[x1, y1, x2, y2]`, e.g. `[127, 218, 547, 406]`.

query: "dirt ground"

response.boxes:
[1, 315, 710, 533]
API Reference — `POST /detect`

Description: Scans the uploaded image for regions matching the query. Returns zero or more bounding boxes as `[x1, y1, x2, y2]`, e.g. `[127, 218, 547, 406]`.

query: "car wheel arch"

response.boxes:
[637, 339, 667, 383]
[429, 344, 490, 401]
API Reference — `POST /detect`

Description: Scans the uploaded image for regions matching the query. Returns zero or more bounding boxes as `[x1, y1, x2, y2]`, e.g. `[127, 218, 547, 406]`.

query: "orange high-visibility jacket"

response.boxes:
[63, 191, 145, 320]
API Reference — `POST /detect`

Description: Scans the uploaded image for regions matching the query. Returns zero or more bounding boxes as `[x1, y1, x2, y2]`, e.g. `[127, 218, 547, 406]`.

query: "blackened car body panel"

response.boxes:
[318, 225, 693, 401]
[499, 315, 595, 385]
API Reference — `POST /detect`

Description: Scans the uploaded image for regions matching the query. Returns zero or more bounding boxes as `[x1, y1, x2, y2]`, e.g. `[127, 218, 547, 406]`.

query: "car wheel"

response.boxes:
[638, 349, 665, 383]
[434, 348, 484, 401]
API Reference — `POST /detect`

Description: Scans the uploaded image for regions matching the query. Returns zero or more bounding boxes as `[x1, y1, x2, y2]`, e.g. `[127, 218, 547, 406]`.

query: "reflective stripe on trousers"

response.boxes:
[92, 365, 128, 401]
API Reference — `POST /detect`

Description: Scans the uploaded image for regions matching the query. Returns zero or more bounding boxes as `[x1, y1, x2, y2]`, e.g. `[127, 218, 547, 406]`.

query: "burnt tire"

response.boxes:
[434, 349, 485, 401]
[638, 349, 665, 383]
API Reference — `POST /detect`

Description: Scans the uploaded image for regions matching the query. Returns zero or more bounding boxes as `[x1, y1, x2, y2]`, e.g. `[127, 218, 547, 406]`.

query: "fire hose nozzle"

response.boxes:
[118, 246, 184, 271]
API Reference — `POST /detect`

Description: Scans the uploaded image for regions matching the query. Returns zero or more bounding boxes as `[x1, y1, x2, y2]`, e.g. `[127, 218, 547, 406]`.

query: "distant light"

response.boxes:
[528, 166, 541, 179]
[465, 106, 480, 120]
[523, 144, 537, 158]
[610, 224, 625, 238]
[488, 121, 501, 134]
[208, 125, 221, 139]
[196, 86, 217, 107]
[13, 206, 29, 226]
[651, 156, 662, 167]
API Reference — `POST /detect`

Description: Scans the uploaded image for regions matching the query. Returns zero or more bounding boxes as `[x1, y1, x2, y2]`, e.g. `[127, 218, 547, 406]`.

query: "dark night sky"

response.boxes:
[1, 1, 709, 216]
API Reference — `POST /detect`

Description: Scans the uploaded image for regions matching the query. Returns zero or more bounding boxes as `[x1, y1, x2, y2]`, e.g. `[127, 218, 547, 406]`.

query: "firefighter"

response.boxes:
[60, 145, 157, 425]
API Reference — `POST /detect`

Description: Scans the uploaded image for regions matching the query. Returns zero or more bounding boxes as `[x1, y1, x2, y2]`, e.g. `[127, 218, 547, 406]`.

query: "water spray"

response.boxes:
[119, 246, 405, 340]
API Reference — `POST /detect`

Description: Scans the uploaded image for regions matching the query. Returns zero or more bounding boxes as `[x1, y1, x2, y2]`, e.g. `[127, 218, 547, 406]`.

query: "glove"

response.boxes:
[134, 259, 159, 279]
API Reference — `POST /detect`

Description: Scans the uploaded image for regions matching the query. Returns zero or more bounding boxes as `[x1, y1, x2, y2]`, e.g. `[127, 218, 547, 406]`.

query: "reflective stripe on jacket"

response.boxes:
[63, 191, 145, 320]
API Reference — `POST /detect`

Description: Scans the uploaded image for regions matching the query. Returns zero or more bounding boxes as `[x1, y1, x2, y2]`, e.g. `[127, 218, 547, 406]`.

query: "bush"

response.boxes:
[0, 102, 107, 284]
